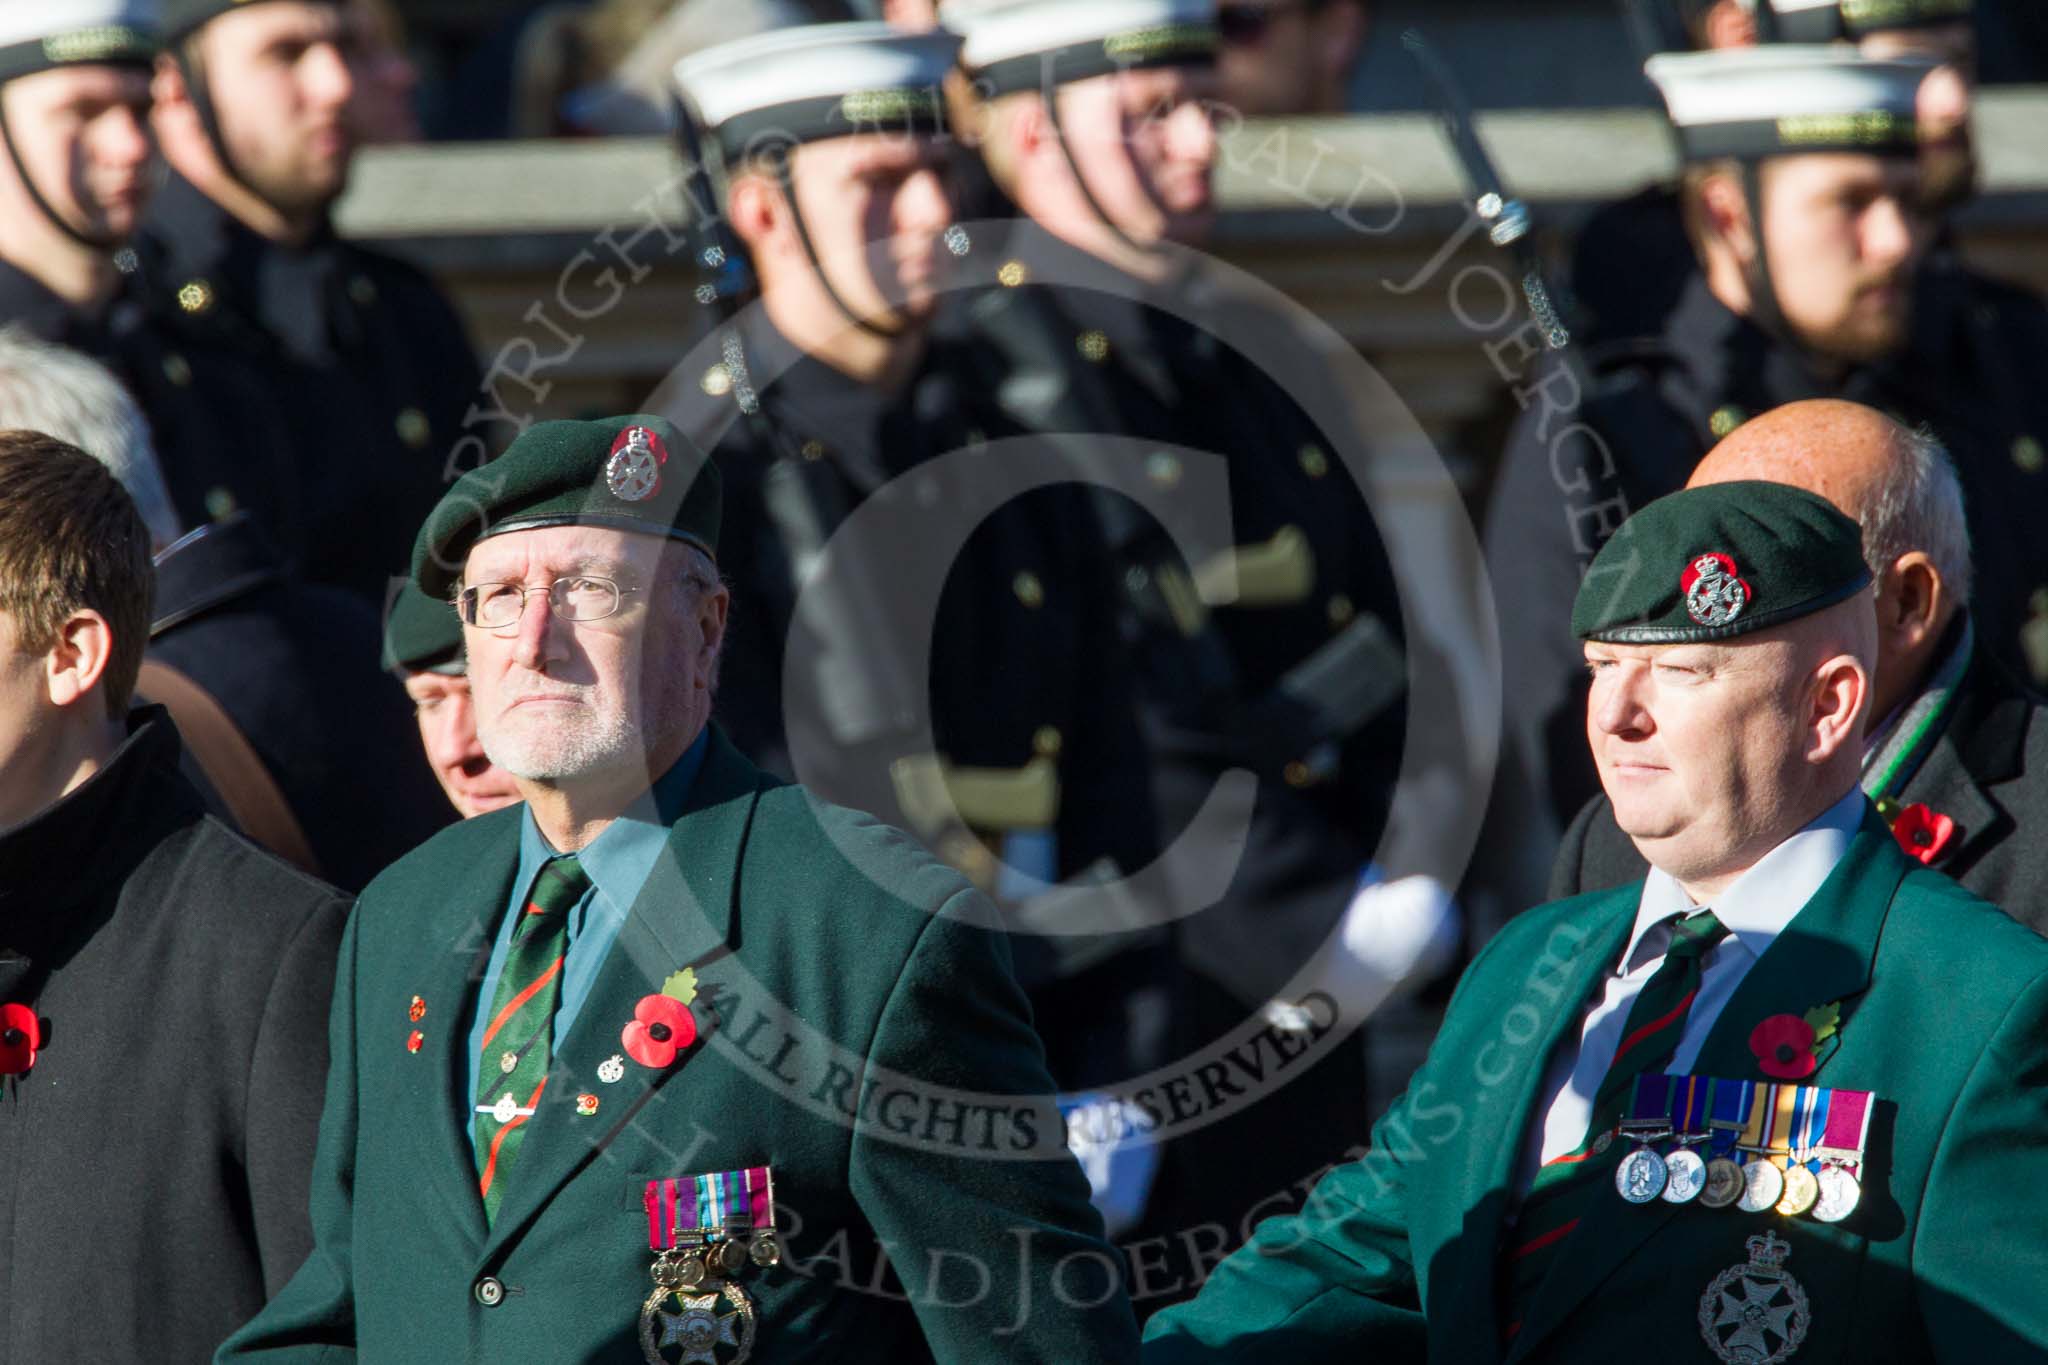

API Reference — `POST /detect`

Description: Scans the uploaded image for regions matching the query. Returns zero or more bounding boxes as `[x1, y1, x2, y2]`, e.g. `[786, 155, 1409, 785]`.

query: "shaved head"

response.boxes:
[1687, 398, 1972, 726]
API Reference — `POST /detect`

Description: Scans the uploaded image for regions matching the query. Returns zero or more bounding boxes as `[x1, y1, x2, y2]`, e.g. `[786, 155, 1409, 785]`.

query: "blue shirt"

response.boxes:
[464, 730, 708, 1140]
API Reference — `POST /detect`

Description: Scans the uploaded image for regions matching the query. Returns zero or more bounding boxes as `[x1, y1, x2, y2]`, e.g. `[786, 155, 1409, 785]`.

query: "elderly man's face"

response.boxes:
[1584, 635, 1818, 885]
[400, 669, 521, 817]
[461, 525, 725, 788]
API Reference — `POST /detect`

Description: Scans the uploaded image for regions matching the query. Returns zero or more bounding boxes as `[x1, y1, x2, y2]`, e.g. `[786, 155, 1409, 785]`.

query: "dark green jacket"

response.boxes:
[220, 728, 1138, 1363]
[1145, 808, 2048, 1362]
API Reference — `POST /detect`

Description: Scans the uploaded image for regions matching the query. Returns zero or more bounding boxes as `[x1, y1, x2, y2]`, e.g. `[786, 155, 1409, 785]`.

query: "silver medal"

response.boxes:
[1616, 1146, 1669, 1204]
[1811, 1164, 1861, 1224]
[1736, 1159, 1785, 1214]
[1661, 1148, 1708, 1204]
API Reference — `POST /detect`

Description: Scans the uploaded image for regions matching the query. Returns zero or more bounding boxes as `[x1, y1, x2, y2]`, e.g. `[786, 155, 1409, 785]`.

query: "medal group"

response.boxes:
[638, 1167, 781, 1365]
[1613, 1075, 1874, 1222]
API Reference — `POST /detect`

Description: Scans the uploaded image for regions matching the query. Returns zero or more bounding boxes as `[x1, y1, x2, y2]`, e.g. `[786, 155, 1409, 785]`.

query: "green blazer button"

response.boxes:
[474, 1277, 505, 1307]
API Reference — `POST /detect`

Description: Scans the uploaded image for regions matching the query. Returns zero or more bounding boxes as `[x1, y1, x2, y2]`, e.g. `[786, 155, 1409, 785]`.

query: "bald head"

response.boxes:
[1687, 399, 1906, 525]
[1688, 398, 1972, 725]
[1686, 399, 1970, 604]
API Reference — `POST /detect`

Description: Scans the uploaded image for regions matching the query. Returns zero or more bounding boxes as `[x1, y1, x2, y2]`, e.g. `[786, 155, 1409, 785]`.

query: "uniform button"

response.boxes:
[2013, 436, 2044, 475]
[1283, 761, 1312, 789]
[205, 487, 238, 521]
[349, 274, 378, 306]
[177, 279, 214, 315]
[1145, 451, 1182, 488]
[1013, 571, 1045, 609]
[396, 407, 430, 449]
[162, 353, 192, 387]
[1298, 444, 1329, 478]
[1076, 330, 1110, 364]
[474, 1276, 505, 1307]
[1033, 725, 1062, 758]
[997, 260, 1027, 288]
[799, 439, 826, 461]
[1709, 405, 1746, 439]
[701, 364, 733, 397]
[1327, 594, 1355, 628]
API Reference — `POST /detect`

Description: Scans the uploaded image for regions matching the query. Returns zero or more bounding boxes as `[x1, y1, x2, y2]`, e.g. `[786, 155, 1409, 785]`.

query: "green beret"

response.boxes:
[382, 580, 464, 676]
[1572, 481, 1872, 644]
[161, 0, 340, 43]
[411, 414, 721, 600]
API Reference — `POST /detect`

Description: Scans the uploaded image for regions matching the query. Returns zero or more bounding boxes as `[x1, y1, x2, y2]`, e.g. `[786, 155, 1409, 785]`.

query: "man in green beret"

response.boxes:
[223, 414, 1139, 1363]
[383, 581, 521, 819]
[1144, 481, 2048, 1362]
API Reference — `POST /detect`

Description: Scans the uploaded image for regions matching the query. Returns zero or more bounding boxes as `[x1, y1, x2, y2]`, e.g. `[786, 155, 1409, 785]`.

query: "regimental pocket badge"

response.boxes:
[1698, 1232, 1812, 1364]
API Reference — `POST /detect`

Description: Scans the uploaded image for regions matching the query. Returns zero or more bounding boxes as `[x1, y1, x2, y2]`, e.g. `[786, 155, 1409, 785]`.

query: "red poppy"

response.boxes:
[1890, 803, 1955, 866]
[0, 1003, 39, 1074]
[622, 994, 696, 1069]
[406, 1029, 425, 1054]
[1750, 1013, 1817, 1080]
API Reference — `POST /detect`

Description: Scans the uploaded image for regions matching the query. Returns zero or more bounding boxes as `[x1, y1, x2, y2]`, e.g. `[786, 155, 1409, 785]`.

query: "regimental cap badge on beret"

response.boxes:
[606, 424, 667, 503]
[1572, 481, 1871, 644]
[411, 414, 721, 599]
[1645, 45, 1933, 161]
[1682, 552, 1753, 628]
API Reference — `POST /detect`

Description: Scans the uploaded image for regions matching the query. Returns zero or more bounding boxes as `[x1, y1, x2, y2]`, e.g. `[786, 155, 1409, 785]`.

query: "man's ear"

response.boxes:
[1313, 1, 1369, 92]
[150, 51, 188, 114]
[1702, 0, 1759, 49]
[1877, 552, 1946, 652]
[43, 610, 114, 710]
[726, 172, 783, 257]
[1807, 653, 1870, 764]
[1699, 170, 1757, 265]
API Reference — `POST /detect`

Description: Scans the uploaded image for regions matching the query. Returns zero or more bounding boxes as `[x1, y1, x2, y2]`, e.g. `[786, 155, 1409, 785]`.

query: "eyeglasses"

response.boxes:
[456, 575, 638, 628]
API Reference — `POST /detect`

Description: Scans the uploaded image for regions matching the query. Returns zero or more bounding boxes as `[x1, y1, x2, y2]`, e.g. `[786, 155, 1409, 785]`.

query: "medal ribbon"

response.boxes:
[1706, 1077, 1751, 1160]
[1672, 1074, 1708, 1141]
[1816, 1088, 1874, 1173]
[1770, 1081, 1801, 1168]
[1624, 1073, 1676, 1132]
[1793, 1087, 1832, 1171]
[643, 1166, 778, 1249]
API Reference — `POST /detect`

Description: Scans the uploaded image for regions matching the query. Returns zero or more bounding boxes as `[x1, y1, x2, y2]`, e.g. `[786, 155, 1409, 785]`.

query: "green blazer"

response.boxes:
[1145, 807, 2048, 1362]
[219, 727, 1138, 1363]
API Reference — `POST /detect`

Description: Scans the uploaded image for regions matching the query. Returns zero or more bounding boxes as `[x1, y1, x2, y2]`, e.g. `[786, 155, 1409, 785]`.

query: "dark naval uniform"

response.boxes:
[1551, 616, 2048, 931]
[935, 216, 1410, 1295]
[0, 708, 348, 1363]
[687, 314, 1161, 1091]
[148, 514, 452, 891]
[130, 173, 480, 605]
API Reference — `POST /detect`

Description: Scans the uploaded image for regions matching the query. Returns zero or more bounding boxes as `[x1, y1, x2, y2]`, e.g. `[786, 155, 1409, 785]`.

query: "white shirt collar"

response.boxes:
[1624, 785, 1867, 975]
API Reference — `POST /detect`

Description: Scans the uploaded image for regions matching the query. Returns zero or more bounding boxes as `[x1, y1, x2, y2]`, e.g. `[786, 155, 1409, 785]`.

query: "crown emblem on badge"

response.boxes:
[607, 426, 668, 503]
[1682, 552, 1752, 628]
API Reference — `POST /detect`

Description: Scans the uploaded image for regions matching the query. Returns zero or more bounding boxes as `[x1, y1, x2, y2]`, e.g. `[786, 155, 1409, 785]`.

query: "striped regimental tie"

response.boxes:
[472, 854, 591, 1223]
[1498, 909, 1731, 1342]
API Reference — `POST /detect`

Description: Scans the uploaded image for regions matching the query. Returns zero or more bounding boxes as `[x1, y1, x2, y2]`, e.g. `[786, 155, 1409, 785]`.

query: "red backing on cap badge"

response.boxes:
[1681, 552, 1751, 627]
[605, 426, 668, 503]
